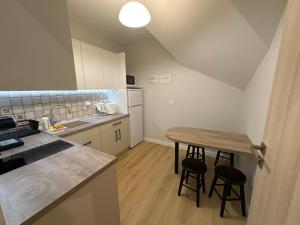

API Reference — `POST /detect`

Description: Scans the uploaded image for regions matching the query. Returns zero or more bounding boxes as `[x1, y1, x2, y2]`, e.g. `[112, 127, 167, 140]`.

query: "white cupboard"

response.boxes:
[102, 49, 119, 89]
[72, 40, 85, 90]
[72, 40, 126, 90]
[80, 43, 105, 90]
[63, 116, 130, 156]
[100, 117, 130, 156]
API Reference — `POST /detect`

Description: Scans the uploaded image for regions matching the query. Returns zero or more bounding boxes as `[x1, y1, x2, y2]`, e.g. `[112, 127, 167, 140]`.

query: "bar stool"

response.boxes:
[209, 165, 246, 217]
[186, 145, 206, 164]
[178, 158, 207, 207]
[214, 151, 235, 167]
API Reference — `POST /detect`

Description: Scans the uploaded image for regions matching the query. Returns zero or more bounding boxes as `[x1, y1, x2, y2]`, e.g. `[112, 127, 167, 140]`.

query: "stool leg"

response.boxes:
[196, 173, 200, 207]
[209, 174, 218, 197]
[185, 171, 190, 184]
[220, 183, 230, 217]
[178, 169, 186, 196]
[186, 145, 191, 158]
[240, 185, 247, 217]
[215, 151, 221, 166]
[192, 146, 196, 158]
[230, 153, 235, 167]
[201, 172, 206, 193]
[228, 184, 232, 197]
[202, 147, 206, 164]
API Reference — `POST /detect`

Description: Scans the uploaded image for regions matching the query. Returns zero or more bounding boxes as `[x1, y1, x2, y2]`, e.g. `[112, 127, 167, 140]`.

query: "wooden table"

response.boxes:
[166, 127, 253, 174]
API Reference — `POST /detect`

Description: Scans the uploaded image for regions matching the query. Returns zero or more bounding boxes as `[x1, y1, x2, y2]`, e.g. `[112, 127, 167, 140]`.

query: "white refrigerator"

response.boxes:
[127, 88, 144, 148]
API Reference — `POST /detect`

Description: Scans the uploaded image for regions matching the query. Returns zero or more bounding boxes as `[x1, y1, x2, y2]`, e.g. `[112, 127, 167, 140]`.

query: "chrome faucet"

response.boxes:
[49, 104, 71, 125]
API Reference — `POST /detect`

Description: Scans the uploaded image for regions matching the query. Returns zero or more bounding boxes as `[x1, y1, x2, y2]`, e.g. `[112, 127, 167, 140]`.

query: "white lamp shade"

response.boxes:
[119, 2, 151, 28]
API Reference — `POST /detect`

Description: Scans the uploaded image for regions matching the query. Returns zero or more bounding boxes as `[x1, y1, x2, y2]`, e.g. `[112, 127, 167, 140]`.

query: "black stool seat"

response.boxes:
[215, 166, 246, 185]
[209, 165, 247, 217]
[178, 158, 207, 207]
[182, 158, 207, 173]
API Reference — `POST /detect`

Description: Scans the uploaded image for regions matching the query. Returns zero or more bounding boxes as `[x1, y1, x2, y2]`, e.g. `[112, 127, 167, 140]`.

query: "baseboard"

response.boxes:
[144, 137, 216, 157]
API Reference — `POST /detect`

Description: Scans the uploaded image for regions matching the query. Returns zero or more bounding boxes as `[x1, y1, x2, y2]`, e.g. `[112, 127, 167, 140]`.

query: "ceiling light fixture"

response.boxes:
[119, 1, 151, 28]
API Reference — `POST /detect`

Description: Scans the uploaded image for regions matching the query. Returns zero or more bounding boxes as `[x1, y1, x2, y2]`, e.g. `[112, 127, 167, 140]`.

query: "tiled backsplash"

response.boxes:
[0, 90, 109, 124]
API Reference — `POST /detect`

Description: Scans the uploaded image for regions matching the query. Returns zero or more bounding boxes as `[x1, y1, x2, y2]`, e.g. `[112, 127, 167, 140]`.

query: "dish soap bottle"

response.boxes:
[41, 115, 50, 130]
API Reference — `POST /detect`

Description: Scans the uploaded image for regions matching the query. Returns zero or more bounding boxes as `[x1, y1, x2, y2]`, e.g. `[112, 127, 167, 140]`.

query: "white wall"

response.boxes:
[0, 0, 77, 91]
[239, 15, 285, 143]
[236, 13, 285, 207]
[69, 20, 123, 53]
[125, 38, 244, 143]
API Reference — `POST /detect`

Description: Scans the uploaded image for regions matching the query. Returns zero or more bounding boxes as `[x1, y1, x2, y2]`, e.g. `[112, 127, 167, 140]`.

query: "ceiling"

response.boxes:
[67, 0, 153, 46]
[67, 0, 286, 89]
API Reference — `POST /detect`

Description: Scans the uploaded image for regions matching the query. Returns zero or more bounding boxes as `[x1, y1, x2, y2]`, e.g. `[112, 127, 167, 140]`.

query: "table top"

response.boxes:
[166, 127, 253, 155]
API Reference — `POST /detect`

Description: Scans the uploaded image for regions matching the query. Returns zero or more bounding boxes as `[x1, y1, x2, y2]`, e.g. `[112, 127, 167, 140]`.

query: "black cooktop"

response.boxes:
[0, 140, 73, 175]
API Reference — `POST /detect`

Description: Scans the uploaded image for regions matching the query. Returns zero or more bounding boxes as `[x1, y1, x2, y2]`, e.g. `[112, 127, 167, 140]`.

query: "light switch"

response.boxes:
[169, 100, 175, 105]
[159, 74, 172, 84]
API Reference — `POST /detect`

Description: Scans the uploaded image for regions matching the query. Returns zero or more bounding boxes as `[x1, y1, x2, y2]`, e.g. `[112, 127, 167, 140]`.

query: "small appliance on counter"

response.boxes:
[95, 103, 117, 115]
[0, 117, 40, 152]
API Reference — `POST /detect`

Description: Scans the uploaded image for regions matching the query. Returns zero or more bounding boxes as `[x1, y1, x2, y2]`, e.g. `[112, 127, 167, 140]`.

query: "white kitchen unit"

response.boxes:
[72, 39, 126, 90]
[102, 49, 119, 89]
[100, 117, 130, 155]
[72, 40, 85, 90]
[128, 88, 144, 148]
[63, 116, 130, 156]
[80, 43, 105, 90]
[63, 127, 102, 150]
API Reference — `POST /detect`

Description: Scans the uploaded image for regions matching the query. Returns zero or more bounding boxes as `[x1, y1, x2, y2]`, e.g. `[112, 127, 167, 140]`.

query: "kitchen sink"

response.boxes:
[62, 120, 90, 129]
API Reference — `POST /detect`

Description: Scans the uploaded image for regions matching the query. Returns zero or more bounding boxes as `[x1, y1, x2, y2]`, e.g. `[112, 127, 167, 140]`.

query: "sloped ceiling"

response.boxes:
[143, 0, 286, 89]
[67, 0, 153, 46]
[67, 0, 286, 89]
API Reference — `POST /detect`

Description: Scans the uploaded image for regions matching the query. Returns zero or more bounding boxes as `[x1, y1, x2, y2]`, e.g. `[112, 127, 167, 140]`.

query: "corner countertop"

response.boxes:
[0, 133, 116, 225]
[47, 113, 129, 137]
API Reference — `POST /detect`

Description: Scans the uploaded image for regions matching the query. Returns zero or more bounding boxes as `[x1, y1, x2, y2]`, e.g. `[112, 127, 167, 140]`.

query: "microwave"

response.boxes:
[126, 75, 136, 86]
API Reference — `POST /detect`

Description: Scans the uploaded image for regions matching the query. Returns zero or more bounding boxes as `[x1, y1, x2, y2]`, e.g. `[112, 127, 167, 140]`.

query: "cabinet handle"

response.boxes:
[83, 141, 92, 146]
[118, 129, 121, 140]
[115, 130, 118, 142]
[113, 121, 122, 126]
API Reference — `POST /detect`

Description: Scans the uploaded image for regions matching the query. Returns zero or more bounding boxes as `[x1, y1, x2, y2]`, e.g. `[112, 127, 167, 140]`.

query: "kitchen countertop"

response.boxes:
[0, 114, 126, 225]
[48, 113, 129, 137]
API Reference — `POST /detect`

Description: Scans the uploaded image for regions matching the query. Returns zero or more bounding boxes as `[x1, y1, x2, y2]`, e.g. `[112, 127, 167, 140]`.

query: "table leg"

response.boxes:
[175, 142, 179, 174]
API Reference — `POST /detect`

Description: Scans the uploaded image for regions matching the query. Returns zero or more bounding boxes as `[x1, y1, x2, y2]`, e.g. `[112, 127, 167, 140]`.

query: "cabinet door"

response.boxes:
[102, 49, 119, 89]
[117, 52, 127, 89]
[64, 127, 102, 151]
[72, 40, 85, 90]
[81, 43, 105, 90]
[100, 117, 130, 156]
[116, 117, 130, 151]
[100, 121, 120, 155]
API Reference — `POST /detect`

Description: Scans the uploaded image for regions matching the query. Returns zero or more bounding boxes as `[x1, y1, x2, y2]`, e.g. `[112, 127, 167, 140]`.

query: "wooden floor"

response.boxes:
[117, 142, 247, 225]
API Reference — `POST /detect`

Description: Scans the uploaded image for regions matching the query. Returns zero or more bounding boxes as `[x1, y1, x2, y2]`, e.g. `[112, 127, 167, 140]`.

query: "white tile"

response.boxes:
[0, 98, 11, 107]
[12, 106, 24, 114]
[25, 112, 35, 120]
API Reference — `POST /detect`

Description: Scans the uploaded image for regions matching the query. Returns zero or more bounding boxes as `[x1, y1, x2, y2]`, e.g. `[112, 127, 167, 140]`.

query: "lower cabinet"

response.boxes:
[63, 117, 130, 156]
[64, 127, 102, 151]
[100, 117, 130, 156]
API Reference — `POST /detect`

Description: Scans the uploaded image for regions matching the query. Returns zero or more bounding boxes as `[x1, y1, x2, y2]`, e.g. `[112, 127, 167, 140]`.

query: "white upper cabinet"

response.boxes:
[72, 40, 85, 90]
[71, 40, 126, 90]
[80, 43, 105, 90]
[102, 49, 119, 89]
